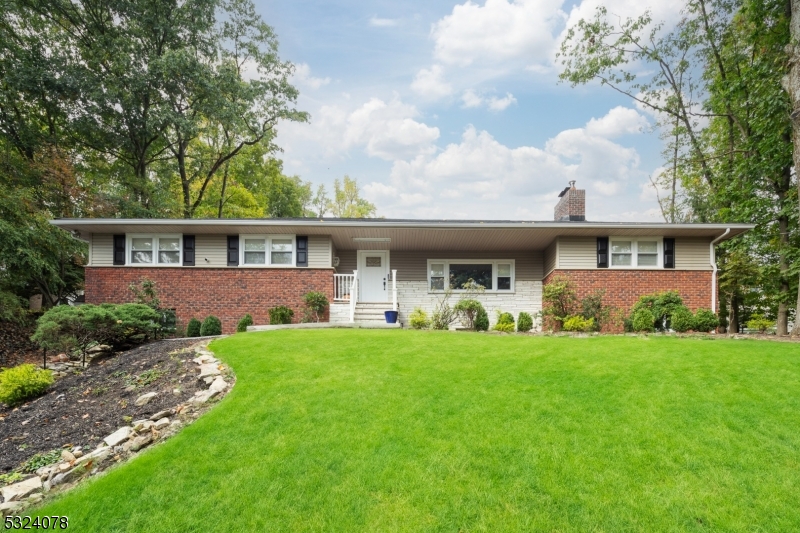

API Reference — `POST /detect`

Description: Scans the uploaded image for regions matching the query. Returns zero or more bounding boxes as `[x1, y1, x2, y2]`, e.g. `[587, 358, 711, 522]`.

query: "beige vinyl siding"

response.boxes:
[195, 235, 227, 267]
[91, 234, 114, 266]
[331, 240, 338, 270]
[308, 235, 332, 268]
[391, 251, 543, 282]
[556, 237, 596, 269]
[675, 237, 712, 270]
[544, 240, 557, 276]
[337, 250, 357, 274]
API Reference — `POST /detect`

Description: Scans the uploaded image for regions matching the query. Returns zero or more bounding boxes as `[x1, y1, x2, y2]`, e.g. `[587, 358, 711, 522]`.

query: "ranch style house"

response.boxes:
[52, 182, 753, 333]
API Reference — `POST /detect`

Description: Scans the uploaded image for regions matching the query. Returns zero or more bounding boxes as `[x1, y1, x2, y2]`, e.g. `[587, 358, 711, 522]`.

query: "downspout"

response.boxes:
[710, 228, 731, 313]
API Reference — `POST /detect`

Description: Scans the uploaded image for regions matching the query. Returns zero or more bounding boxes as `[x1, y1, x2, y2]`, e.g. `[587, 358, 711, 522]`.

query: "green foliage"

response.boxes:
[0, 364, 54, 406]
[517, 312, 534, 332]
[109, 303, 161, 346]
[187, 318, 202, 337]
[670, 306, 695, 333]
[563, 315, 595, 332]
[128, 278, 160, 310]
[22, 449, 62, 473]
[269, 306, 294, 325]
[746, 314, 775, 333]
[200, 316, 222, 336]
[632, 291, 685, 331]
[453, 299, 485, 330]
[581, 289, 609, 332]
[493, 311, 515, 332]
[237, 314, 254, 333]
[0, 290, 26, 324]
[693, 309, 719, 333]
[327, 176, 377, 218]
[0, 472, 23, 485]
[631, 308, 656, 333]
[409, 308, 430, 330]
[431, 289, 457, 330]
[474, 306, 489, 331]
[302, 292, 329, 323]
[542, 275, 578, 329]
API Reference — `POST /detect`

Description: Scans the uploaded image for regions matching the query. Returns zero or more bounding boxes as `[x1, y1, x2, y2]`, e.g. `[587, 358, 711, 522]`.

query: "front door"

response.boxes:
[358, 251, 389, 302]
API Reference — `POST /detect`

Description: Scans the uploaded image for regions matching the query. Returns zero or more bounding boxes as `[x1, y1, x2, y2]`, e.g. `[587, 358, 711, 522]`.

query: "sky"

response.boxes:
[254, 0, 685, 221]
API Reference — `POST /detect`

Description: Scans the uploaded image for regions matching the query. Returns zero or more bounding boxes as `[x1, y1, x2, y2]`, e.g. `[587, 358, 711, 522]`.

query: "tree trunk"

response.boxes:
[777, 212, 790, 335]
[786, 0, 800, 335]
[729, 294, 740, 334]
[218, 162, 229, 218]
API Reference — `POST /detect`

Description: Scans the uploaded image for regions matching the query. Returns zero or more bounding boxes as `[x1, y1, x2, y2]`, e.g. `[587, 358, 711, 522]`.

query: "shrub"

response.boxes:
[581, 289, 609, 331]
[237, 314, 253, 332]
[108, 303, 160, 347]
[269, 306, 294, 325]
[631, 308, 655, 333]
[541, 275, 578, 329]
[517, 312, 534, 332]
[409, 308, 430, 329]
[670, 306, 695, 333]
[128, 277, 160, 309]
[563, 315, 594, 332]
[693, 309, 719, 333]
[453, 299, 485, 330]
[431, 289, 457, 330]
[493, 311, 515, 332]
[0, 364, 54, 406]
[302, 291, 329, 323]
[0, 290, 26, 324]
[474, 306, 489, 331]
[200, 315, 222, 336]
[631, 290, 684, 331]
[186, 318, 202, 337]
[746, 314, 775, 333]
[32, 304, 118, 366]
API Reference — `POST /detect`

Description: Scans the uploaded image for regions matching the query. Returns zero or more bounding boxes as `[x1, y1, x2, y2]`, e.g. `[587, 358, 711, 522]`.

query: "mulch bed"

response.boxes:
[0, 321, 42, 368]
[0, 338, 207, 473]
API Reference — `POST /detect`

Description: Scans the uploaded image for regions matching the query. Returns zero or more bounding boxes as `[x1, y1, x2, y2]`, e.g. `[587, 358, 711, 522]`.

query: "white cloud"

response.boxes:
[431, 0, 566, 67]
[292, 63, 331, 90]
[461, 89, 483, 108]
[369, 16, 399, 27]
[487, 92, 517, 111]
[411, 65, 453, 99]
[585, 106, 648, 138]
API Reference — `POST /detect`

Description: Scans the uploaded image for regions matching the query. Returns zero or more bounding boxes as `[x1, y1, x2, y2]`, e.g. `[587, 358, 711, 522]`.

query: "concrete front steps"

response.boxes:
[327, 302, 401, 328]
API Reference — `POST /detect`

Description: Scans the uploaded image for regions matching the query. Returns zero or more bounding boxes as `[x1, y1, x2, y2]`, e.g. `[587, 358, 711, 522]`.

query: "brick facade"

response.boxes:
[554, 187, 585, 221]
[85, 267, 334, 333]
[543, 269, 715, 331]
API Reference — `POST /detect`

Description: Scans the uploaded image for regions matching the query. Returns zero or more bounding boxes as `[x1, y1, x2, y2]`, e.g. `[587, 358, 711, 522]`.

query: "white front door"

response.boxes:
[358, 251, 389, 302]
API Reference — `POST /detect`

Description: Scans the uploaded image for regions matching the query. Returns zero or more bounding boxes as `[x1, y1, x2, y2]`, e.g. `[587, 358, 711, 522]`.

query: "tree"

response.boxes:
[786, 0, 800, 336]
[328, 176, 377, 218]
[311, 184, 330, 217]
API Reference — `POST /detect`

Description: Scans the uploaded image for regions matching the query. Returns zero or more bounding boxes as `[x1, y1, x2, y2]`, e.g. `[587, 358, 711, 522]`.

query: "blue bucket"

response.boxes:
[384, 310, 398, 323]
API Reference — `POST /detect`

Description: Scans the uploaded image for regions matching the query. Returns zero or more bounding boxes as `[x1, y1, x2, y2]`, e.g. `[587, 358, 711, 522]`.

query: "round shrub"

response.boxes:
[409, 307, 430, 329]
[670, 306, 694, 333]
[302, 291, 329, 323]
[631, 308, 655, 333]
[186, 318, 202, 337]
[563, 315, 594, 332]
[269, 306, 294, 325]
[453, 299, 484, 330]
[746, 314, 775, 333]
[0, 364, 54, 407]
[474, 306, 489, 331]
[693, 309, 719, 333]
[493, 311, 515, 332]
[200, 315, 222, 336]
[237, 314, 253, 333]
[493, 322, 515, 332]
[517, 312, 534, 332]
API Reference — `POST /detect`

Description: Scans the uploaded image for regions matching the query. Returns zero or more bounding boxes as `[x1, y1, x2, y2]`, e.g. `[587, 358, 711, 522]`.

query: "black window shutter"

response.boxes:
[597, 237, 609, 268]
[183, 235, 195, 266]
[663, 238, 675, 269]
[113, 235, 126, 265]
[296, 236, 308, 267]
[227, 236, 239, 266]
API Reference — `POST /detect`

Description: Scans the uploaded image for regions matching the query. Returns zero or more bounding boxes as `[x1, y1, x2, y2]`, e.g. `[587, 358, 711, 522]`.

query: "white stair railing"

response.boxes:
[333, 273, 355, 302]
[349, 270, 358, 323]
[392, 269, 397, 311]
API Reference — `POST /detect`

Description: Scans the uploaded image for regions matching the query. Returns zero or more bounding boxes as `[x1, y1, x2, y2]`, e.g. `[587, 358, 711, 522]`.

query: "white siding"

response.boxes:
[557, 237, 596, 269]
[91, 234, 114, 266]
[337, 250, 358, 274]
[195, 235, 227, 267]
[308, 235, 332, 268]
[544, 240, 557, 276]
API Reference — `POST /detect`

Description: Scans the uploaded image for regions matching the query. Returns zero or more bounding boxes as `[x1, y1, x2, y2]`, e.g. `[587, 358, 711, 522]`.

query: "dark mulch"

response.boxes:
[0, 338, 206, 473]
[0, 321, 41, 368]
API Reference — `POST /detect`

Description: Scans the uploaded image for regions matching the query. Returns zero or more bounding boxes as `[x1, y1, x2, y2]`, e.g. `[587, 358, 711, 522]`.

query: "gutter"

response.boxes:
[709, 228, 731, 313]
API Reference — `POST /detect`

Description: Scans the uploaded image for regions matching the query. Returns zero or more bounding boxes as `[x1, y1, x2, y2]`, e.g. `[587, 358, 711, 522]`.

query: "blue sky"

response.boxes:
[255, 0, 683, 221]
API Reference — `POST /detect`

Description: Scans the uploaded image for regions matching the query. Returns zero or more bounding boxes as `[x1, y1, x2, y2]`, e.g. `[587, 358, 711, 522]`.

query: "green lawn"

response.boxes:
[35, 331, 800, 532]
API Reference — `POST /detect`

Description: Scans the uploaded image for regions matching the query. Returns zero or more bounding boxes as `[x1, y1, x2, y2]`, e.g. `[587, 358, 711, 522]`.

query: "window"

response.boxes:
[610, 239, 662, 268]
[127, 235, 182, 266]
[427, 260, 515, 292]
[240, 235, 295, 266]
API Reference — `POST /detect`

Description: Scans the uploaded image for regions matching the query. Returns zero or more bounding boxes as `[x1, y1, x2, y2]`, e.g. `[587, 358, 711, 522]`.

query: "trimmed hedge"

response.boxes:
[187, 318, 202, 337]
[517, 312, 534, 332]
[200, 316, 222, 336]
[237, 314, 254, 333]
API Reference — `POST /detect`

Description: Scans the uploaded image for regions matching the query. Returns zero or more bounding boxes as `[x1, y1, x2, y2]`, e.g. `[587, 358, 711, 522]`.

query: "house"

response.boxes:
[51, 182, 752, 333]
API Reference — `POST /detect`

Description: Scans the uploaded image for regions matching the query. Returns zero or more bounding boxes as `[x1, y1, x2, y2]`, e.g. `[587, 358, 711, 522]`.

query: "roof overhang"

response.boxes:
[51, 218, 754, 252]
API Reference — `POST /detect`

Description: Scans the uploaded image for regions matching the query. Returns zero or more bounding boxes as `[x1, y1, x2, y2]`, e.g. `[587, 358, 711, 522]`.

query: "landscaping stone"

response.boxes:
[103, 426, 132, 447]
[190, 389, 219, 404]
[150, 409, 173, 421]
[209, 376, 228, 394]
[129, 434, 153, 452]
[60, 449, 76, 462]
[0, 501, 24, 515]
[153, 417, 170, 430]
[0, 476, 42, 502]
[26, 493, 44, 504]
[198, 363, 221, 378]
[133, 419, 153, 431]
[134, 392, 158, 406]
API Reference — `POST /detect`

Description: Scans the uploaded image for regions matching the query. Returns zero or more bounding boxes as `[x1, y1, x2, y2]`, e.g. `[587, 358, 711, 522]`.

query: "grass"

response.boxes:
[35, 331, 800, 532]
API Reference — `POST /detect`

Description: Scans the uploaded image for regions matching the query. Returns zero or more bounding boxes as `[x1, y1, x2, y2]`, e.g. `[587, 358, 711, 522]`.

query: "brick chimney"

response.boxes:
[554, 180, 585, 221]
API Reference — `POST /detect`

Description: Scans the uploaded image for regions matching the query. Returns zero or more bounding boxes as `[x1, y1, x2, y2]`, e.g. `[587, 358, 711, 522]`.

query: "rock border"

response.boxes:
[0, 340, 233, 517]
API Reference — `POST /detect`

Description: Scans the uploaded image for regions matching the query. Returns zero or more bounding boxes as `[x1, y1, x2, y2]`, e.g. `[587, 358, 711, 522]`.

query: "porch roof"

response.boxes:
[51, 218, 753, 252]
